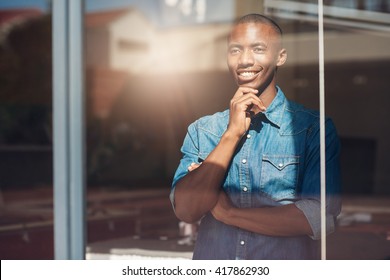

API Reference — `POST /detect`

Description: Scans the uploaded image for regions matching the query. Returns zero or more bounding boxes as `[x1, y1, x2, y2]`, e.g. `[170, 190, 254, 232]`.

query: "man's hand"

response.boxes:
[227, 87, 266, 139]
[187, 162, 201, 172]
[174, 86, 261, 224]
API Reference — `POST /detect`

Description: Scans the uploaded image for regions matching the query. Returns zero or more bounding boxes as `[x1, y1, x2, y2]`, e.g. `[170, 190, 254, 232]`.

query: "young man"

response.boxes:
[170, 14, 341, 259]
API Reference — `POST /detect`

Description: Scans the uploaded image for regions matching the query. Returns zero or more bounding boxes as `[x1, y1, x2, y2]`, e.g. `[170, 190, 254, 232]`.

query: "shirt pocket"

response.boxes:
[260, 155, 299, 202]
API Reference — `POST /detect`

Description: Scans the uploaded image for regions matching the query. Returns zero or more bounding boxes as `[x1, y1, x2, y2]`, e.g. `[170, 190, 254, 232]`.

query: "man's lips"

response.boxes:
[237, 70, 261, 82]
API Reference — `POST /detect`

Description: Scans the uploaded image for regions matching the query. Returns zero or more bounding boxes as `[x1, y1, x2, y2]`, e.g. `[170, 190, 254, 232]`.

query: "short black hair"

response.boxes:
[234, 13, 283, 37]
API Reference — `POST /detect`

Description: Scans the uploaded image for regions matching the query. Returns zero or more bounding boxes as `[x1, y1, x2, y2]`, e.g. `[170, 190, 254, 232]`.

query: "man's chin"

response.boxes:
[237, 81, 260, 91]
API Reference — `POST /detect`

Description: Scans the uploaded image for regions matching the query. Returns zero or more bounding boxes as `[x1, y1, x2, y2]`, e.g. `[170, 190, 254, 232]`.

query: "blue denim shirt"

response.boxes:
[171, 86, 341, 259]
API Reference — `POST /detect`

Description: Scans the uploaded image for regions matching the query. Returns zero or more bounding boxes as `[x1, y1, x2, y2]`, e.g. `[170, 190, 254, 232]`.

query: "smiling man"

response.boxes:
[170, 14, 341, 259]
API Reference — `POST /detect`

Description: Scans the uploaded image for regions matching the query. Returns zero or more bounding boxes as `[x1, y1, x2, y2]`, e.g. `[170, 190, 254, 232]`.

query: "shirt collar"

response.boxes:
[262, 86, 286, 128]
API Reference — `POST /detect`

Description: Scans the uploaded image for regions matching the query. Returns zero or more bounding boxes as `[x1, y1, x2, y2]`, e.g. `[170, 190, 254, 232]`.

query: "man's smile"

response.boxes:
[237, 69, 261, 83]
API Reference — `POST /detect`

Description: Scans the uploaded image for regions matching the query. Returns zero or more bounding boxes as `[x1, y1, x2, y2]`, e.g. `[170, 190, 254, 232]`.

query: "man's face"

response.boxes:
[227, 22, 286, 92]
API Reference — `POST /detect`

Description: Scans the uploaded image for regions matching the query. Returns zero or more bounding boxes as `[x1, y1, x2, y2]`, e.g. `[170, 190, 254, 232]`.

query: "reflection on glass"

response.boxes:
[265, 0, 390, 260]
[0, 1, 52, 259]
[84, 0, 264, 260]
[0, 0, 389, 260]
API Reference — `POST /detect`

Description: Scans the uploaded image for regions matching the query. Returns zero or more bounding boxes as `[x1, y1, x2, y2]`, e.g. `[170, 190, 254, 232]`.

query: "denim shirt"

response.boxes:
[171, 87, 341, 259]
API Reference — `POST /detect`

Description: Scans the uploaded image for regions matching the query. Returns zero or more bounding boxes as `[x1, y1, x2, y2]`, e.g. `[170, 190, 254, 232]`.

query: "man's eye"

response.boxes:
[230, 48, 240, 54]
[254, 47, 265, 53]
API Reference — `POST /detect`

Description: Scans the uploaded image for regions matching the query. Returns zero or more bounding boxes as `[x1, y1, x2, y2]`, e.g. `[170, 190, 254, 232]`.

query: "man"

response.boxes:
[170, 14, 341, 259]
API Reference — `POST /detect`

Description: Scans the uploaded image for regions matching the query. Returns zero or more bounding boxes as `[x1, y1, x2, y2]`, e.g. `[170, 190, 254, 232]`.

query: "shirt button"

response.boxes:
[240, 240, 245, 246]
[246, 134, 251, 139]
[242, 159, 247, 164]
[278, 163, 284, 168]
[243, 186, 248, 192]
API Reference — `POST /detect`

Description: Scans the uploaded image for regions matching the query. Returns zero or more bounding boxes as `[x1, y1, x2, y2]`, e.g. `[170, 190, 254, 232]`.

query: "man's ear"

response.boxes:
[276, 48, 287, 66]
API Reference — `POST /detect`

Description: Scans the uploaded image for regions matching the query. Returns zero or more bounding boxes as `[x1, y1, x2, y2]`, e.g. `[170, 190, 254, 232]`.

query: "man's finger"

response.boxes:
[232, 87, 259, 100]
[232, 93, 266, 112]
[188, 162, 201, 172]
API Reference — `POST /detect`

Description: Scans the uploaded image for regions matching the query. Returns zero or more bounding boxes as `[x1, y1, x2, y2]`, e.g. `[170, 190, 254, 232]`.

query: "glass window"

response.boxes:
[84, 0, 268, 259]
[1, 0, 389, 260]
[265, 0, 390, 260]
[0, 0, 53, 259]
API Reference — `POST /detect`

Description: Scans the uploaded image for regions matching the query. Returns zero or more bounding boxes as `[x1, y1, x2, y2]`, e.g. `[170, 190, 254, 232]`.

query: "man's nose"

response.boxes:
[238, 49, 254, 67]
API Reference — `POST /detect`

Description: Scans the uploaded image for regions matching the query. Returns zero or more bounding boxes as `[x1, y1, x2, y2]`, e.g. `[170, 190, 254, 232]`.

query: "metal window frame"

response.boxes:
[318, 0, 327, 261]
[53, 0, 86, 260]
[264, 0, 390, 32]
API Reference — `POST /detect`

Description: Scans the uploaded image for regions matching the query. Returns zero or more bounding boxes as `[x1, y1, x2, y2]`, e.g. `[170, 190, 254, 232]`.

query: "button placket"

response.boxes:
[239, 130, 251, 209]
[235, 229, 249, 259]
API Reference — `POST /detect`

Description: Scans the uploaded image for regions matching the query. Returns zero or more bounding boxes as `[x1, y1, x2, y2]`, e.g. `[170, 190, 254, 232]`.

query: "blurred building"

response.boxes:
[85, 8, 230, 74]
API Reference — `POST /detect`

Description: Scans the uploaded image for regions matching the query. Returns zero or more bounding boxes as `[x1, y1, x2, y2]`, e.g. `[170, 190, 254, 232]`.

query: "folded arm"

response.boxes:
[211, 191, 313, 237]
[173, 131, 241, 223]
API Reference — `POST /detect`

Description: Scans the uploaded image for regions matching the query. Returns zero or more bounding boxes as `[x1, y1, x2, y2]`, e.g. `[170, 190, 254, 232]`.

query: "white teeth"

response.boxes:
[240, 72, 257, 77]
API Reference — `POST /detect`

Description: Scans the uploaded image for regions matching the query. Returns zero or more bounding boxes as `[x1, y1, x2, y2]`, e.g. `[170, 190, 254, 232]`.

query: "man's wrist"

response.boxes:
[222, 129, 243, 144]
[220, 206, 235, 226]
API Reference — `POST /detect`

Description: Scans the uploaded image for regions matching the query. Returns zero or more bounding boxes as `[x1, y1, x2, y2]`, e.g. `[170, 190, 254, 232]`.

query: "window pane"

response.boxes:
[322, 1, 390, 260]
[0, 1, 53, 259]
[266, 0, 390, 260]
[84, 0, 265, 259]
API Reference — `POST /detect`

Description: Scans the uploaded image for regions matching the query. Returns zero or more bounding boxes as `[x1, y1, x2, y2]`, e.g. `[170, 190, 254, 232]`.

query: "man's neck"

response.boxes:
[258, 84, 277, 108]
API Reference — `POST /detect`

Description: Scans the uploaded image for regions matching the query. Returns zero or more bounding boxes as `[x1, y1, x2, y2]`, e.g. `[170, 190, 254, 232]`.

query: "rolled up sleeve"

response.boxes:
[295, 199, 336, 240]
[170, 122, 200, 211]
[297, 118, 341, 240]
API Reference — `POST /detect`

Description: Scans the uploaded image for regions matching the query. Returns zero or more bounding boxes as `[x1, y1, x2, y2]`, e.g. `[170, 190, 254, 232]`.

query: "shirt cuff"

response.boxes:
[295, 199, 335, 240]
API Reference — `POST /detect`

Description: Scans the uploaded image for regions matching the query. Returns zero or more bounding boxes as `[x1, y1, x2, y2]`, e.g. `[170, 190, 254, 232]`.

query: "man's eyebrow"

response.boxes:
[228, 43, 242, 48]
[251, 42, 268, 48]
[228, 42, 268, 48]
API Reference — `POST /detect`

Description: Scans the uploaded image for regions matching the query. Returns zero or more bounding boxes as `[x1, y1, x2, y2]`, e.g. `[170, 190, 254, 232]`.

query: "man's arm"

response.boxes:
[210, 118, 341, 238]
[173, 87, 265, 223]
[211, 191, 313, 237]
[174, 132, 241, 223]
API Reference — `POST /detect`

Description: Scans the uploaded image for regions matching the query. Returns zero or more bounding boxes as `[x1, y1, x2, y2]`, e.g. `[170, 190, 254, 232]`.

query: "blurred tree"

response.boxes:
[0, 15, 52, 145]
